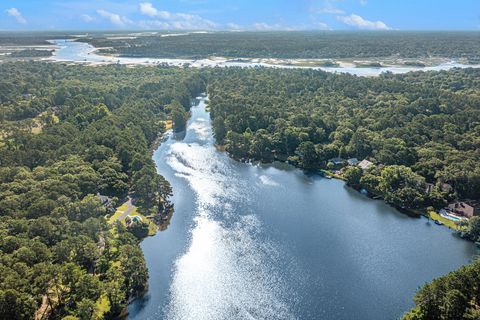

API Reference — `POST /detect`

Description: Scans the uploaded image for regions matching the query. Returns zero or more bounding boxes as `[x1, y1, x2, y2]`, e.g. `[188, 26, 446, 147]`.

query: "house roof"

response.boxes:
[347, 158, 359, 165]
[328, 157, 344, 164]
[97, 194, 112, 205]
[358, 159, 374, 170]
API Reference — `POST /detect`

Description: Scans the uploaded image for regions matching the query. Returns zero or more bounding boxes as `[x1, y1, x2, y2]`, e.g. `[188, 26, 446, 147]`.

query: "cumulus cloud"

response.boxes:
[6, 8, 27, 24]
[314, 0, 344, 15]
[138, 2, 217, 30]
[337, 14, 391, 30]
[81, 14, 94, 23]
[317, 6, 344, 14]
[227, 23, 242, 31]
[97, 9, 132, 26]
[139, 2, 158, 17]
[253, 22, 298, 31]
[314, 22, 331, 30]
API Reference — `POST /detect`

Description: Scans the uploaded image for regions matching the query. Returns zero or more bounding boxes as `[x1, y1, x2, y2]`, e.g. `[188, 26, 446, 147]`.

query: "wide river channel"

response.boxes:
[127, 96, 477, 320]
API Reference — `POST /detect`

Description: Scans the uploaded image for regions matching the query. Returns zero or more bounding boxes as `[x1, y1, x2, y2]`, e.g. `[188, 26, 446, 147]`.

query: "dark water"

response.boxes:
[128, 96, 477, 320]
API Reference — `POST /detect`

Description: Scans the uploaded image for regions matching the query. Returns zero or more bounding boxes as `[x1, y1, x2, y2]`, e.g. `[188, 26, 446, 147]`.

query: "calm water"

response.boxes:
[48, 39, 480, 77]
[128, 97, 477, 320]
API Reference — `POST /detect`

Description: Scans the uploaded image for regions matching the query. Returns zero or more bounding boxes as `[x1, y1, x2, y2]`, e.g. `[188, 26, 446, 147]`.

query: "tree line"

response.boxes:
[81, 31, 480, 61]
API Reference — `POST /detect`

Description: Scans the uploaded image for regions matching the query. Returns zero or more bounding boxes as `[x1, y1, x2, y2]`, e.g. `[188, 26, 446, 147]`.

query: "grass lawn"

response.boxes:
[108, 203, 157, 236]
[107, 203, 129, 224]
[128, 207, 157, 236]
[429, 211, 463, 231]
[321, 169, 346, 181]
[164, 120, 173, 130]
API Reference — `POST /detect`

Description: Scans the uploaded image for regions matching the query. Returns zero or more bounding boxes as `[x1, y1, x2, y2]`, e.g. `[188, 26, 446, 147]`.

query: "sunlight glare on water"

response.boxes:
[161, 105, 297, 320]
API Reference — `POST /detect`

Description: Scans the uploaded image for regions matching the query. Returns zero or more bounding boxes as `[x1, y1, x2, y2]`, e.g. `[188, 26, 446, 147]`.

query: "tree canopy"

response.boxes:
[0, 62, 205, 319]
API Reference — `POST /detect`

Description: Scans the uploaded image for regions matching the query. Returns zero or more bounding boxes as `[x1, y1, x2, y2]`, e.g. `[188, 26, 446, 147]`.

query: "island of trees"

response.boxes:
[80, 31, 480, 62]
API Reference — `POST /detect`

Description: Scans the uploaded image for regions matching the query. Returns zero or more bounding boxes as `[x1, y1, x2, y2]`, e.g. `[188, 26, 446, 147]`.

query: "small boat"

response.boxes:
[434, 220, 444, 226]
[325, 175, 332, 179]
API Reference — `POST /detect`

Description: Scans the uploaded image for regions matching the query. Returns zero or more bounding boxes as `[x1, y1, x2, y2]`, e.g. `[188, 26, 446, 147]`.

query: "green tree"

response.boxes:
[167, 101, 188, 132]
[295, 141, 319, 170]
[379, 166, 426, 208]
[344, 166, 363, 188]
[76, 299, 95, 320]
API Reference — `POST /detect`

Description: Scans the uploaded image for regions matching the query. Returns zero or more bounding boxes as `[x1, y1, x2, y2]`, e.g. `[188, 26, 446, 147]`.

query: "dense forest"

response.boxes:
[208, 67, 480, 210]
[0, 62, 205, 319]
[1, 56, 480, 319]
[81, 31, 480, 61]
[207, 66, 480, 318]
[9, 49, 53, 58]
[0, 32, 75, 46]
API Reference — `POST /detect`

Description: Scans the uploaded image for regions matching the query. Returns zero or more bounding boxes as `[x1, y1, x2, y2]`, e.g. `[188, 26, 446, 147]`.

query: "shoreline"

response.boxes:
[216, 144, 467, 237]
[121, 102, 195, 317]
[23, 39, 480, 77]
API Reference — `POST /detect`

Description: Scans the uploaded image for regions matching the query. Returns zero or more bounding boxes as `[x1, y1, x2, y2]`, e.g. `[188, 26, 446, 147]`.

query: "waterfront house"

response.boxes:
[447, 201, 480, 218]
[347, 158, 359, 166]
[425, 183, 435, 194]
[97, 193, 115, 213]
[328, 157, 345, 166]
[358, 159, 374, 170]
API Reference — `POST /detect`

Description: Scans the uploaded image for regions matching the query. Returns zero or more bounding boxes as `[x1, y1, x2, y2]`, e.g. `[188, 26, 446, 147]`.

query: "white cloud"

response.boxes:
[138, 2, 217, 30]
[97, 9, 132, 26]
[318, 7, 344, 14]
[337, 14, 391, 30]
[81, 14, 94, 23]
[227, 23, 242, 30]
[6, 8, 27, 24]
[315, 0, 344, 15]
[314, 22, 331, 30]
[252, 22, 298, 31]
[253, 22, 277, 30]
[139, 2, 158, 17]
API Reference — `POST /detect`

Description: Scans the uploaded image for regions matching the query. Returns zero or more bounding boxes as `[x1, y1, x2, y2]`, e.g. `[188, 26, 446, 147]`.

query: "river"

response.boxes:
[47, 39, 480, 77]
[127, 96, 477, 320]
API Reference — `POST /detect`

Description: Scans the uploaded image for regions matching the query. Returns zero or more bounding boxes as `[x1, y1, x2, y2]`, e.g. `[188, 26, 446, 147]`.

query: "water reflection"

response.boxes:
[128, 97, 477, 320]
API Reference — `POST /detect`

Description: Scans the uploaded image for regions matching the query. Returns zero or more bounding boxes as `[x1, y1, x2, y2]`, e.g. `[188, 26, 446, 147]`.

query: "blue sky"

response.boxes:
[1, 0, 479, 31]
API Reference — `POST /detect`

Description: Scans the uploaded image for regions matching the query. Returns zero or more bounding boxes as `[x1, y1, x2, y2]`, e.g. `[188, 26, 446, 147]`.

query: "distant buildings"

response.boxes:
[447, 201, 480, 218]
[327, 157, 374, 171]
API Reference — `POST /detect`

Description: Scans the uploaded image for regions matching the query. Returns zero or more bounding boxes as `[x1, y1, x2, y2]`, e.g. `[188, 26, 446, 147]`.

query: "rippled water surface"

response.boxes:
[128, 97, 477, 320]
